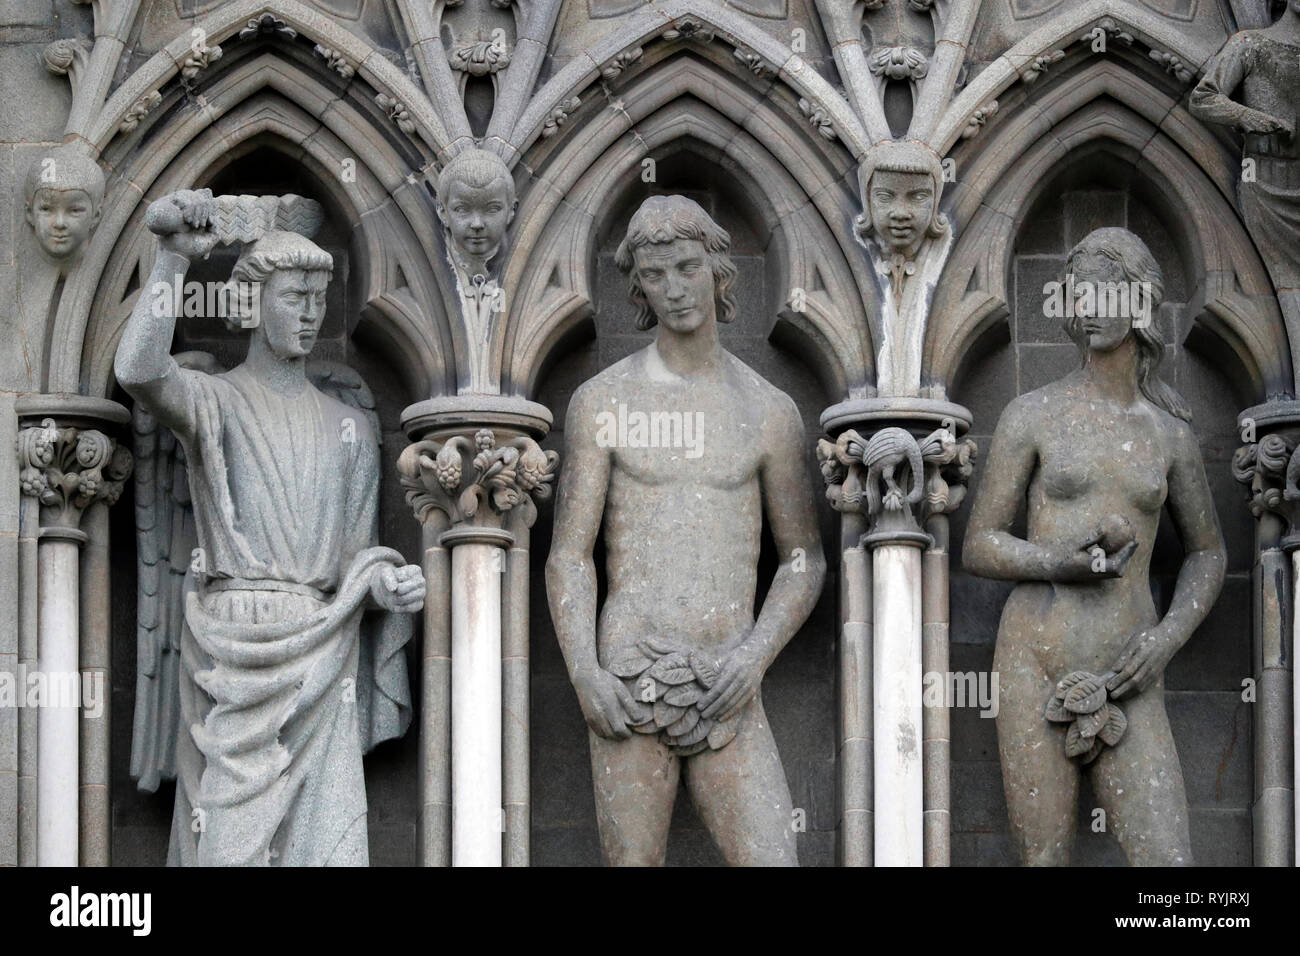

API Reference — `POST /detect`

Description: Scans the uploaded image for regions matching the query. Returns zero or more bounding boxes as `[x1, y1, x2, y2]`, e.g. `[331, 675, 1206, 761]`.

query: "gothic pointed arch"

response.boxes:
[498, 49, 875, 401]
[50, 47, 455, 400]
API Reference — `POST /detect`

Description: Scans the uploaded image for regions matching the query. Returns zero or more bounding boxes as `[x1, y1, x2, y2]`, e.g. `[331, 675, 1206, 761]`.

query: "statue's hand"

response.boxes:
[1051, 537, 1138, 582]
[699, 643, 766, 722]
[1241, 110, 1294, 137]
[146, 190, 218, 261]
[369, 563, 425, 613]
[1107, 625, 1179, 699]
[572, 665, 637, 740]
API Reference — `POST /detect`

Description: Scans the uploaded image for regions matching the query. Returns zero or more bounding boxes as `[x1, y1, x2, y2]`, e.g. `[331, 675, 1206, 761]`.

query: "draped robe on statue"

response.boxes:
[160, 364, 411, 866]
[1192, 32, 1300, 292]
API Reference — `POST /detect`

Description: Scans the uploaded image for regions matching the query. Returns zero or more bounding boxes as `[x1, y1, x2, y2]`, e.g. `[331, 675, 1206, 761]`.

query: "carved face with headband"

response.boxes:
[24, 148, 106, 262]
[854, 140, 950, 262]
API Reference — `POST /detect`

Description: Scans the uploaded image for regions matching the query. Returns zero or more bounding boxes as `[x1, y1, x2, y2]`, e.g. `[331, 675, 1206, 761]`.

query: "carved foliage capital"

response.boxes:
[817, 424, 976, 534]
[398, 428, 558, 531]
[18, 418, 133, 530]
[1233, 431, 1300, 538]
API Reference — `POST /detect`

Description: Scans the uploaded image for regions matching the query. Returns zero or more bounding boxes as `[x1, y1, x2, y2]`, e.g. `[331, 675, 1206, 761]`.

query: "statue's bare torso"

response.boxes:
[592, 346, 777, 663]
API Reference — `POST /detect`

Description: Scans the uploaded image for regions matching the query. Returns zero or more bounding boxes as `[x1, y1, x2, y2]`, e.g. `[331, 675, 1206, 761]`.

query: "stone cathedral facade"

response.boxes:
[1, 0, 1296, 867]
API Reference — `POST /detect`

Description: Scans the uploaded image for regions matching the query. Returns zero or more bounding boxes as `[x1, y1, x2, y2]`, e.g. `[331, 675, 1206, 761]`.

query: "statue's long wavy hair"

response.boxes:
[1063, 227, 1192, 422]
[614, 195, 738, 331]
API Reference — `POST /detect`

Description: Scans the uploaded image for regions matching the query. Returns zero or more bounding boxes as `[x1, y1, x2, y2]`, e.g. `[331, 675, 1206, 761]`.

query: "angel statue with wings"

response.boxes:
[115, 189, 425, 866]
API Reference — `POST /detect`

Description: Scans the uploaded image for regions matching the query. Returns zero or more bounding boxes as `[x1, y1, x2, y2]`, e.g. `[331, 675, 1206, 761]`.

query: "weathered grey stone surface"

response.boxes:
[114, 192, 424, 865]
[1, 0, 1295, 868]
[545, 195, 826, 865]
[963, 227, 1228, 865]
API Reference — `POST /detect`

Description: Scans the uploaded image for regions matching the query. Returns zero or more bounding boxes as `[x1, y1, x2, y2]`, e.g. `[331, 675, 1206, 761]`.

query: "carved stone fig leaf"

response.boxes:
[1048, 670, 1126, 763]
[615, 642, 738, 755]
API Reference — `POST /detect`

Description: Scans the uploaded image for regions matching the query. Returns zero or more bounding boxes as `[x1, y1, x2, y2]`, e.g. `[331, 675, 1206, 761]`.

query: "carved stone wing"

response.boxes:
[128, 351, 222, 792]
[308, 358, 382, 444]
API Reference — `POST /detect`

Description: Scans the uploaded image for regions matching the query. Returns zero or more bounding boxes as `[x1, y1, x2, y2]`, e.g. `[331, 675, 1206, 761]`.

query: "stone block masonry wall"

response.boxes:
[950, 178, 1255, 866]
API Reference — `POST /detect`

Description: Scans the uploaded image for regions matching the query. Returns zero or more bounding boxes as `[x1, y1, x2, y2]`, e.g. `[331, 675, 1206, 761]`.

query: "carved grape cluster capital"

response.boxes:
[18, 418, 133, 531]
[398, 428, 558, 531]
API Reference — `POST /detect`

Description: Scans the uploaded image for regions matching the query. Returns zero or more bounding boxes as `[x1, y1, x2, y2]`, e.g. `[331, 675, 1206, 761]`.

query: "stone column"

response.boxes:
[837, 510, 871, 866]
[398, 396, 556, 867]
[445, 524, 511, 865]
[1233, 401, 1299, 865]
[15, 397, 131, 867]
[818, 398, 975, 867]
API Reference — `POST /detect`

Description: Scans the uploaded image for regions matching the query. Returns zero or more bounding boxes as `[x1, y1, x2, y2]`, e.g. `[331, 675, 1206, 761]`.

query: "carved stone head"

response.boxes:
[1063, 227, 1190, 421]
[613, 195, 738, 332]
[434, 148, 517, 276]
[24, 147, 106, 262]
[855, 139, 949, 261]
[1063, 227, 1163, 352]
[227, 230, 334, 359]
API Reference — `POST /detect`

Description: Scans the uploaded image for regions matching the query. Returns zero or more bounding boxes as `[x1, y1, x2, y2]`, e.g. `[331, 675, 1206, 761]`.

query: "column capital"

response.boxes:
[816, 399, 977, 547]
[17, 407, 133, 534]
[1234, 400, 1300, 549]
[397, 398, 559, 533]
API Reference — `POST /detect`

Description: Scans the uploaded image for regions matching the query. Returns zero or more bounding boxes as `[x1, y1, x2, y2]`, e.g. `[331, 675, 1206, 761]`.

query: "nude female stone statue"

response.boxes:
[963, 227, 1226, 866]
[545, 195, 826, 866]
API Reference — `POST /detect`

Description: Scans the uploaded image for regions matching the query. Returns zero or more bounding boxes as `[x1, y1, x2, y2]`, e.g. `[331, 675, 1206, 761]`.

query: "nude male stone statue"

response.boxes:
[545, 195, 826, 866]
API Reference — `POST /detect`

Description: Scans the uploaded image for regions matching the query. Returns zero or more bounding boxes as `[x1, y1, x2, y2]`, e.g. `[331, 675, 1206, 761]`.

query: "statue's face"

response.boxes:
[442, 176, 513, 263]
[1068, 251, 1132, 352]
[632, 238, 716, 333]
[259, 268, 329, 359]
[867, 168, 935, 259]
[27, 187, 98, 260]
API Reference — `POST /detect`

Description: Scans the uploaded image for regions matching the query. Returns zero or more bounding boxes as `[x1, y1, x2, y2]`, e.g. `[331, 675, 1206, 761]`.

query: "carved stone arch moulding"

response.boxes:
[81, 0, 453, 152]
[925, 85, 1288, 402]
[937, 0, 1222, 155]
[52, 52, 456, 399]
[502, 0, 870, 160]
[497, 56, 875, 400]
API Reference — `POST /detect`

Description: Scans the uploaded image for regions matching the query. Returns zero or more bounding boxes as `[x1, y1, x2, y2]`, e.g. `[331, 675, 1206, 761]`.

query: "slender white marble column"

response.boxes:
[819, 398, 974, 869]
[399, 397, 557, 869]
[17, 403, 131, 869]
[868, 536, 926, 866]
[444, 527, 513, 867]
[37, 529, 83, 866]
